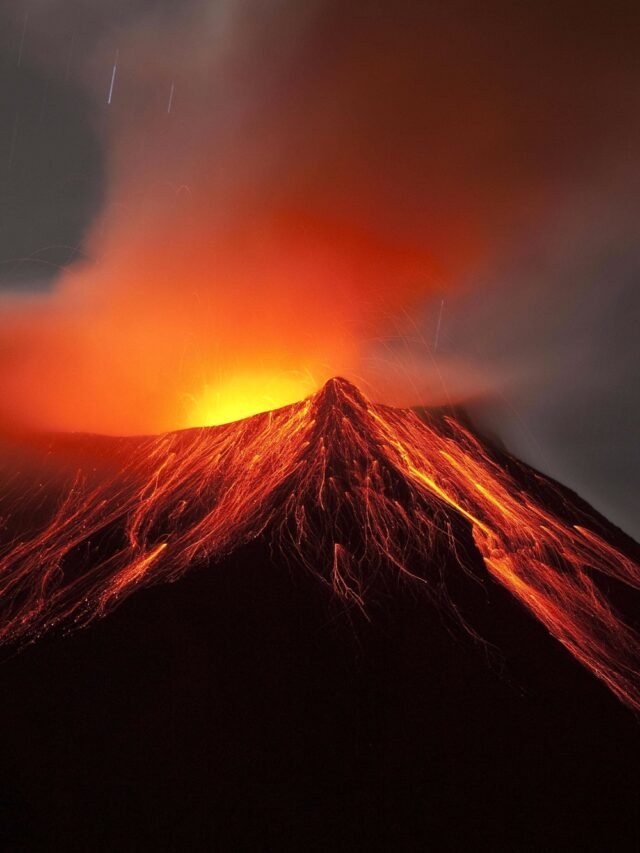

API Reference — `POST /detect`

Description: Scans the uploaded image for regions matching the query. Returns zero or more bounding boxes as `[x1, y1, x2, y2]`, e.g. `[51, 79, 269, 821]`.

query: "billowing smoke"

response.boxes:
[0, 2, 638, 532]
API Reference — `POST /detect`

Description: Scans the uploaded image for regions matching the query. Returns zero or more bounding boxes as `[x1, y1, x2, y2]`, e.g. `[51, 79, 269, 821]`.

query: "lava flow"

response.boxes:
[0, 378, 639, 709]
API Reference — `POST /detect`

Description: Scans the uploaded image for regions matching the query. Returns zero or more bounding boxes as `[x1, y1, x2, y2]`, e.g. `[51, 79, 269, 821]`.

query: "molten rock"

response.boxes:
[0, 378, 638, 708]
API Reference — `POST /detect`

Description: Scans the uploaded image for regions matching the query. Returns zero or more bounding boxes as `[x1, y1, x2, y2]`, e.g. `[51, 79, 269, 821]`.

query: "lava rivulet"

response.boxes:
[0, 378, 638, 709]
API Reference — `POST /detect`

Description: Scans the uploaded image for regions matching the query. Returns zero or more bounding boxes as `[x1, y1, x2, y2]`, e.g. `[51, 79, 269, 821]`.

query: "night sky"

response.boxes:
[0, 1, 638, 536]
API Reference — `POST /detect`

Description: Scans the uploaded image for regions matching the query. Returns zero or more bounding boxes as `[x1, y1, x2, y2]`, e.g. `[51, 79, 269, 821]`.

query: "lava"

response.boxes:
[0, 378, 638, 710]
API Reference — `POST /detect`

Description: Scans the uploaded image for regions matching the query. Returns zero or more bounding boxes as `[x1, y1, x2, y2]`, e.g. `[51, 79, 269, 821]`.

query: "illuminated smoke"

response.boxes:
[0, 2, 636, 435]
[0, 3, 637, 543]
[0, 1, 454, 433]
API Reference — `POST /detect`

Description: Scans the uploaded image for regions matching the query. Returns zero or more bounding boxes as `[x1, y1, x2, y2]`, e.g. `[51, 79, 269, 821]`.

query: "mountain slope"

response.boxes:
[0, 377, 638, 708]
[0, 533, 638, 852]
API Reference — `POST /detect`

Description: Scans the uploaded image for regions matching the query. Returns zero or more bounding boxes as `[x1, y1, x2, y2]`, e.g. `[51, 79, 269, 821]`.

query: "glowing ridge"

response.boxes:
[0, 378, 639, 709]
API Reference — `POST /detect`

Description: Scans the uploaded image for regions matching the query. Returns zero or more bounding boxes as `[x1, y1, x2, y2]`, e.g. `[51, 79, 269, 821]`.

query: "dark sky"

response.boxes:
[0, 16, 102, 289]
[0, 0, 638, 535]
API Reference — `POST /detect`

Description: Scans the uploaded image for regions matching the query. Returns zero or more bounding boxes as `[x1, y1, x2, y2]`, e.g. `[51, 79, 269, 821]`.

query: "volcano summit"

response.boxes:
[1, 377, 638, 709]
[1, 378, 639, 850]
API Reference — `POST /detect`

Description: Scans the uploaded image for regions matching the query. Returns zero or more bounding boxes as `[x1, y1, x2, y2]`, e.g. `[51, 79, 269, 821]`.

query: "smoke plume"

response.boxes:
[0, 2, 638, 531]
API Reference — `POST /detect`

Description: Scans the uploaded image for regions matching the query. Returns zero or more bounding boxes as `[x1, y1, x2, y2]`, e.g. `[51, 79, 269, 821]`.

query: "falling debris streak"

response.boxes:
[167, 82, 175, 114]
[433, 299, 444, 352]
[17, 10, 29, 68]
[107, 50, 119, 105]
[0, 378, 639, 709]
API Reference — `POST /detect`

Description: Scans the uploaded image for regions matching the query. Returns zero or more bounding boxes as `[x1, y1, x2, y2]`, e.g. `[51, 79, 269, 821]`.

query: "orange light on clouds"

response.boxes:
[0, 197, 450, 435]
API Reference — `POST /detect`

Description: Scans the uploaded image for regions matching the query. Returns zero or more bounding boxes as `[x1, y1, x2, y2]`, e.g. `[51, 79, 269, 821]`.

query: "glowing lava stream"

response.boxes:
[0, 378, 638, 709]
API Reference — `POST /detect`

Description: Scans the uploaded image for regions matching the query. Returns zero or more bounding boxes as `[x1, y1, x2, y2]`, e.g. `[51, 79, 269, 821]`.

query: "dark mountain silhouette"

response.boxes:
[0, 378, 638, 850]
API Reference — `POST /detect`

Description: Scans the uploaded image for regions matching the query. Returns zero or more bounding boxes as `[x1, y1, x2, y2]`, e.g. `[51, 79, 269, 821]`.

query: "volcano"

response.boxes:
[0, 378, 638, 850]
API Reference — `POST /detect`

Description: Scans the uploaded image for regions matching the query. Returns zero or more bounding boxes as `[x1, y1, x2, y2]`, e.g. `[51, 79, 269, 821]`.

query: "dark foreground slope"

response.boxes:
[0, 378, 638, 851]
[0, 535, 638, 852]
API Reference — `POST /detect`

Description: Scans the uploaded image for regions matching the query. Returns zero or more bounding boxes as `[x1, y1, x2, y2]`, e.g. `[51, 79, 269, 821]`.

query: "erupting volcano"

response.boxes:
[1, 377, 638, 710]
[2, 2, 639, 847]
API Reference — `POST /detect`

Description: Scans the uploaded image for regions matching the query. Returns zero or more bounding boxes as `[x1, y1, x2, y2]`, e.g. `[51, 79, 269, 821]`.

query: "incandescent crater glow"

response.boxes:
[185, 371, 318, 427]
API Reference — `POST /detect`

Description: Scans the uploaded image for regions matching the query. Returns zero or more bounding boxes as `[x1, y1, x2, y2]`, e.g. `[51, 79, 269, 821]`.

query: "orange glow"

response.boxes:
[185, 371, 318, 427]
[0, 0, 595, 436]
[1, 378, 638, 710]
[0, 201, 454, 434]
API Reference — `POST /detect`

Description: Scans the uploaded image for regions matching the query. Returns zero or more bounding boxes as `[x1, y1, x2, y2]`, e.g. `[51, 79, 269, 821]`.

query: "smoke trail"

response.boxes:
[0, 1, 453, 432]
[0, 0, 638, 523]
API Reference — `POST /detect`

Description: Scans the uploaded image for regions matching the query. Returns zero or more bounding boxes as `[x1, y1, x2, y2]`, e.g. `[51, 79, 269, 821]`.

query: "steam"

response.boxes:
[0, 2, 638, 532]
